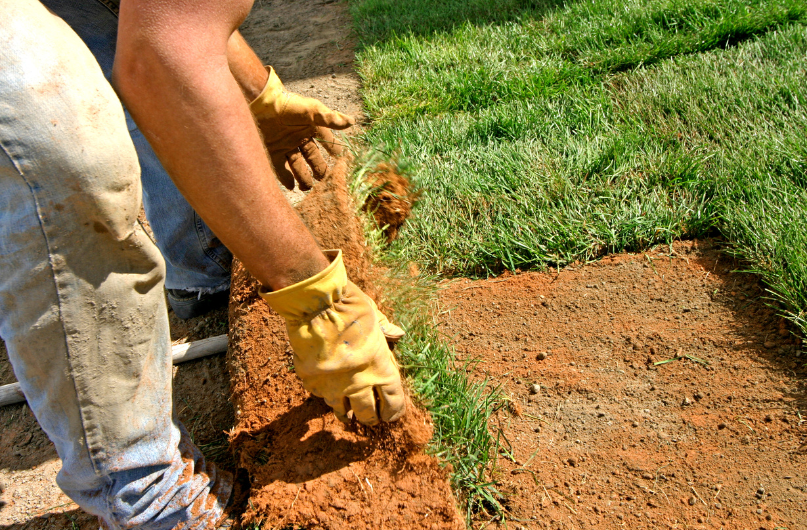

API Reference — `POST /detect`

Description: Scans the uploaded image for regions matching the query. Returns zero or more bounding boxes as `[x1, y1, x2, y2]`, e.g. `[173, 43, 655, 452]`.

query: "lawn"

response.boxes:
[346, 0, 807, 520]
[350, 0, 807, 333]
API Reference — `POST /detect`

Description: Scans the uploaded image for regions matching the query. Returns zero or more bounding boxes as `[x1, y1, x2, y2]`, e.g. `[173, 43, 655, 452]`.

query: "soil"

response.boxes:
[239, 0, 364, 119]
[439, 239, 807, 530]
[227, 160, 464, 529]
[362, 163, 419, 243]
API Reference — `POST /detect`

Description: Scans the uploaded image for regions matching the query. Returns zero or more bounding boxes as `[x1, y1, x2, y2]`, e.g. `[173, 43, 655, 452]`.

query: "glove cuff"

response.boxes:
[248, 66, 284, 117]
[258, 250, 345, 321]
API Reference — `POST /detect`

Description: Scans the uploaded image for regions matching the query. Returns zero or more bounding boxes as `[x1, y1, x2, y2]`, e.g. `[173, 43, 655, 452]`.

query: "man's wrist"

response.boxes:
[227, 31, 269, 101]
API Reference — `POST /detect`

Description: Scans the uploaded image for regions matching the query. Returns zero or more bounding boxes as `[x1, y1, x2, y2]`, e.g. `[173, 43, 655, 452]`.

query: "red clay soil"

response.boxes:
[362, 163, 419, 243]
[439, 239, 807, 530]
[227, 161, 463, 529]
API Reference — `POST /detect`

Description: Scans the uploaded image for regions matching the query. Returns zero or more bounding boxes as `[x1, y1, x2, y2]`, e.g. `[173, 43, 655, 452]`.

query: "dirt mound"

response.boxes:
[227, 161, 463, 529]
[361, 162, 418, 243]
[439, 239, 807, 529]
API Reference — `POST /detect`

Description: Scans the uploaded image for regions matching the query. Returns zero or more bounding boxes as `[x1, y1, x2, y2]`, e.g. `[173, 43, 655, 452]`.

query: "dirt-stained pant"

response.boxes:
[40, 0, 234, 296]
[0, 1, 230, 528]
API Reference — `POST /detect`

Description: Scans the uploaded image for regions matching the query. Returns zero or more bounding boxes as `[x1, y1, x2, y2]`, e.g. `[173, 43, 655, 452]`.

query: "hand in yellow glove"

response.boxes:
[250, 67, 354, 191]
[372, 297, 405, 344]
[259, 250, 406, 425]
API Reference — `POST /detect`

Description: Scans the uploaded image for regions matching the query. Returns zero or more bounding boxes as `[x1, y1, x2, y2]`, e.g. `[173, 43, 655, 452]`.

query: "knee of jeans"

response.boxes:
[42, 95, 142, 243]
[0, 0, 142, 242]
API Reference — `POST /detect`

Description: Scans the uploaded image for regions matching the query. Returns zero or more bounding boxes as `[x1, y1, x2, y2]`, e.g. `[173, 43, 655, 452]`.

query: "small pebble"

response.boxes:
[528, 383, 541, 395]
[536, 351, 548, 360]
[681, 397, 691, 407]
[757, 487, 765, 495]
[567, 457, 578, 467]
[641, 472, 653, 480]
[764, 341, 776, 349]
[697, 517, 704, 523]
[756, 508, 763, 515]
[688, 496, 697, 506]
[714, 502, 722, 509]
[331, 73, 337, 78]
[766, 514, 773, 521]
[717, 422, 727, 430]
[764, 414, 773, 423]
[694, 392, 704, 400]
[632, 421, 639, 428]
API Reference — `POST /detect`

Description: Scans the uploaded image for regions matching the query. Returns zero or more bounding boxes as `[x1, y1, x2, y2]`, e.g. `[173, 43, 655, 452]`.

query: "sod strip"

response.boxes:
[350, 159, 506, 523]
[352, 0, 807, 335]
[355, 0, 805, 123]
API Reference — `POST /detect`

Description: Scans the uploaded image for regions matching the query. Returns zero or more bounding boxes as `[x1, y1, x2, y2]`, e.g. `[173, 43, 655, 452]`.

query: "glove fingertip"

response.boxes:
[378, 385, 407, 423]
[325, 395, 350, 423]
[270, 153, 296, 190]
[316, 112, 354, 130]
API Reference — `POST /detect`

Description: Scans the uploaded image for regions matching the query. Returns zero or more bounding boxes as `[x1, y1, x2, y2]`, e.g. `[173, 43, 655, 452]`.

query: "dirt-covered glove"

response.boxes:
[250, 66, 354, 191]
[259, 250, 406, 425]
[372, 298, 405, 344]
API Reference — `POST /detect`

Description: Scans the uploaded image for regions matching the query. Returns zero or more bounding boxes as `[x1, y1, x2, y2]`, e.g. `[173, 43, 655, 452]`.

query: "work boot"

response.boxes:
[166, 288, 230, 320]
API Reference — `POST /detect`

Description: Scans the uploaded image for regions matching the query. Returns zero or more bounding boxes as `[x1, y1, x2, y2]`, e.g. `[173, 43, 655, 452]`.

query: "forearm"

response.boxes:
[114, 0, 328, 289]
[228, 30, 267, 101]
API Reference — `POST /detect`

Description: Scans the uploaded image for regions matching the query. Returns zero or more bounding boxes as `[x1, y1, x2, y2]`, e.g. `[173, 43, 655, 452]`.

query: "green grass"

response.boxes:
[345, 0, 807, 523]
[350, 0, 807, 337]
[388, 274, 504, 522]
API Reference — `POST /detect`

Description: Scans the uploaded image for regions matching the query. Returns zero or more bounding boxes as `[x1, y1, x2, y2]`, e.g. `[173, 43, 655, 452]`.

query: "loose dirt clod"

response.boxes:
[361, 162, 418, 243]
[227, 160, 463, 529]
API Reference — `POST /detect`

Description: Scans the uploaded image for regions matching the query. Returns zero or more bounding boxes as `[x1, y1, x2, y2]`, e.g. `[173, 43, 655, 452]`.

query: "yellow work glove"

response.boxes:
[259, 250, 406, 425]
[376, 303, 405, 344]
[250, 66, 354, 191]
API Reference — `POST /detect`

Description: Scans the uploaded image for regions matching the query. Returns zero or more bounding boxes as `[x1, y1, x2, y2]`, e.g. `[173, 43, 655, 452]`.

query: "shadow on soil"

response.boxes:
[0, 509, 97, 530]
[231, 396, 373, 484]
[690, 245, 806, 403]
[0, 354, 235, 472]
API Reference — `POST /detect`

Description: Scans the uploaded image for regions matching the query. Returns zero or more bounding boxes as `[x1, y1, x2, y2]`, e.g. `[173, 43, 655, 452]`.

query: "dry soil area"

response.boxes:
[440, 239, 807, 530]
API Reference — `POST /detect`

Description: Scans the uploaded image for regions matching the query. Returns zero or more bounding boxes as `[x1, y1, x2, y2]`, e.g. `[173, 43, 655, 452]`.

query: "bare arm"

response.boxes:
[113, 0, 328, 289]
[227, 30, 267, 101]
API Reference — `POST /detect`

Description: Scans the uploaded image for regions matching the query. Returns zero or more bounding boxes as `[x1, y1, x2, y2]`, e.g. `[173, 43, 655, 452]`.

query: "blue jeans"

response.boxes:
[0, 1, 230, 527]
[41, 0, 233, 295]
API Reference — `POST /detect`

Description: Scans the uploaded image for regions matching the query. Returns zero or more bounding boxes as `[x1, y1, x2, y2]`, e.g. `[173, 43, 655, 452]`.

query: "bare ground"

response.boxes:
[439, 239, 807, 530]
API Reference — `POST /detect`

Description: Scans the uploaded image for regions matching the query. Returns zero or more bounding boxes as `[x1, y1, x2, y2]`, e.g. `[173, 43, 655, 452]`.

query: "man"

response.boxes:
[0, 0, 405, 528]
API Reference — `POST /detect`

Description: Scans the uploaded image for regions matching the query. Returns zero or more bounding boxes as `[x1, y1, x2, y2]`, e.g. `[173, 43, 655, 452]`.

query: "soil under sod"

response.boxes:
[227, 161, 464, 530]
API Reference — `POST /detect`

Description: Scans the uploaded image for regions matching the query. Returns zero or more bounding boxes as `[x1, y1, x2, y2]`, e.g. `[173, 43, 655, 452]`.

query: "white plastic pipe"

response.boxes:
[0, 334, 228, 408]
